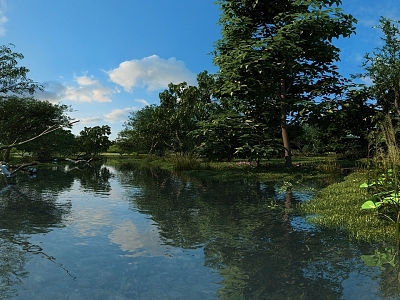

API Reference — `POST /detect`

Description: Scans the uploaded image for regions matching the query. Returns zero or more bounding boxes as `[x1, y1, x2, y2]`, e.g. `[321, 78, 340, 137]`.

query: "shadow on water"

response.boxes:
[1, 161, 400, 299]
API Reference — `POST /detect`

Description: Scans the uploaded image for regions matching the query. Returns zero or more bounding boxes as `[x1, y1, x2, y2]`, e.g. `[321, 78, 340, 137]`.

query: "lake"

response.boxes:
[0, 161, 398, 299]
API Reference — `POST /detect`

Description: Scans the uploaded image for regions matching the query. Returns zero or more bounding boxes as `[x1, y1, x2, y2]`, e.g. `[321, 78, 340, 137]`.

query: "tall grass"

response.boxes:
[170, 155, 210, 172]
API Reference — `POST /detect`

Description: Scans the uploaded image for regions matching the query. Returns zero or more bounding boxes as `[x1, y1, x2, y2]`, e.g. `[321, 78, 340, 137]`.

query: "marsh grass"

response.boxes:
[315, 159, 341, 174]
[171, 155, 210, 172]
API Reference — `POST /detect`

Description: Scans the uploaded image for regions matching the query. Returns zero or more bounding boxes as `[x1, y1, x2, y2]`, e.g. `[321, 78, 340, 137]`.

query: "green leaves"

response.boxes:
[361, 200, 382, 210]
[0, 44, 42, 95]
[357, 17, 400, 117]
[78, 125, 112, 157]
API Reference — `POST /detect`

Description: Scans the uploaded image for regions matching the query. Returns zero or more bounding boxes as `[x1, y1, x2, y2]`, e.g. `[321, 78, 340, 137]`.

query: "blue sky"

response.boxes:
[0, 0, 398, 139]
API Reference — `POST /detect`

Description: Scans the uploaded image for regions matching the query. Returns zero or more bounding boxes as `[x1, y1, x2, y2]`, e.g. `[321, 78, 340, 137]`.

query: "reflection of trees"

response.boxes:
[65, 162, 113, 194]
[113, 164, 356, 298]
[0, 167, 73, 298]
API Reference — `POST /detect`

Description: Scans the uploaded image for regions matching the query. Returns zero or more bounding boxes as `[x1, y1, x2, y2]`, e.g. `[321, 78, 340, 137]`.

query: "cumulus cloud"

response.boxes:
[37, 74, 113, 103]
[0, 0, 8, 36]
[107, 55, 196, 92]
[66, 74, 113, 102]
[135, 98, 150, 106]
[103, 107, 136, 123]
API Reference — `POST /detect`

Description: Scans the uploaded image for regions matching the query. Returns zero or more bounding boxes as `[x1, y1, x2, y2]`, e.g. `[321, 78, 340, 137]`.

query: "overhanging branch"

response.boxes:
[0, 119, 79, 151]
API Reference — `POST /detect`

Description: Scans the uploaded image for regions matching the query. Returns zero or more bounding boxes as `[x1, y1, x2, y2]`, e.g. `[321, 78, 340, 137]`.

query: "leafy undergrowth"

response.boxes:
[299, 171, 395, 242]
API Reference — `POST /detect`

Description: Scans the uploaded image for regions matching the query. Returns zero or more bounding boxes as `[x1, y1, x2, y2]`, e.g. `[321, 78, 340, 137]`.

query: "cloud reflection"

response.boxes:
[109, 219, 168, 257]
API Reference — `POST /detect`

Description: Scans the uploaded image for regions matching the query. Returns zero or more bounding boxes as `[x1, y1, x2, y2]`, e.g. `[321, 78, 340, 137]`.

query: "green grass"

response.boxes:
[299, 171, 395, 242]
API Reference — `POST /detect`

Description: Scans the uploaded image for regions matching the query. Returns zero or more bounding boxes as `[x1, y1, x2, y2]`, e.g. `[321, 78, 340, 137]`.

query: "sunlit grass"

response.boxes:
[299, 171, 395, 242]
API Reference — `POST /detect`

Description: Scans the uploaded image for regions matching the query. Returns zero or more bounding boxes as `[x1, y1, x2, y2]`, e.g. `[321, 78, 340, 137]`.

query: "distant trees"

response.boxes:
[77, 125, 112, 158]
[18, 129, 78, 160]
[116, 71, 216, 156]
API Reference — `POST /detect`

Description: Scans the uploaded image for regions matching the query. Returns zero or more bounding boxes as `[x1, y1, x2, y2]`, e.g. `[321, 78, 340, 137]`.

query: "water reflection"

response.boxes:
[0, 169, 73, 298]
[113, 163, 398, 299]
[0, 162, 399, 299]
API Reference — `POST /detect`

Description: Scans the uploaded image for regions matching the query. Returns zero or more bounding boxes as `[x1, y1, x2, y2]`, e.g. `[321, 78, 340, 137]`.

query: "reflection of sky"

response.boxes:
[109, 219, 171, 257]
[60, 175, 169, 258]
[72, 207, 112, 237]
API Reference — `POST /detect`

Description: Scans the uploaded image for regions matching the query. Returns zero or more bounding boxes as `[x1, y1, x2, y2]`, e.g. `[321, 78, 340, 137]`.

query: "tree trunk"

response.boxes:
[4, 148, 11, 162]
[280, 78, 292, 168]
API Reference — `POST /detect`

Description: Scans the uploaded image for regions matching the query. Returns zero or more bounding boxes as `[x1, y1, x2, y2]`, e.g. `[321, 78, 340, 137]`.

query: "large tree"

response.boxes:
[213, 0, 356, 167]
[0, 96, 73, 161]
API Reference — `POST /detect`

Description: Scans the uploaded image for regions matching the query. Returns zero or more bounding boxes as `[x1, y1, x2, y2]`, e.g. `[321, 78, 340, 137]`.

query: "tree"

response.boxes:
[77, 125, 112, 157]
[0, 44, 42, 95]
[213, 0, 357, 167]
[117, 71, 217, 155]
[117, 105, 167, 154]
[0, 96, 74, 161]
[18, 129, 78, 160]
[304, 89, 375, 157]
[358, 17, 400, 118]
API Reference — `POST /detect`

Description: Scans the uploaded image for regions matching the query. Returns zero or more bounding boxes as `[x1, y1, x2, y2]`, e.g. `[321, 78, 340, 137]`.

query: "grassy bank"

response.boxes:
[105, 154, 396, 242]
[299, 171, 395, 242]
[104, 153, 361, 184]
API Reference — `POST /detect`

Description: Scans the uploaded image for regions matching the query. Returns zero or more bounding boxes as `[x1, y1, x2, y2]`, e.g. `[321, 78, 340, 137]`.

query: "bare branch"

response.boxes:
[0, 120, 79, 151]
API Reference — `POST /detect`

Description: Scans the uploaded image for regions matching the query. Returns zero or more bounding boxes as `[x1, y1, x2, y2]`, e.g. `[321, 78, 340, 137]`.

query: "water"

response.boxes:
[0, 162, 398, 299]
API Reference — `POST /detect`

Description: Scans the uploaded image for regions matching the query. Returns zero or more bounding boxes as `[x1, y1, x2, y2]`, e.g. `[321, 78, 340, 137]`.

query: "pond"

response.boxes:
[0, 161, 399, 299]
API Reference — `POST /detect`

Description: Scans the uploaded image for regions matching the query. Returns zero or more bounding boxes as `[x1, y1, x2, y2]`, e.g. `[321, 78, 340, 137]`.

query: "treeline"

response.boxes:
[114, 71, 374, 162]
[114, 1, 399, 166]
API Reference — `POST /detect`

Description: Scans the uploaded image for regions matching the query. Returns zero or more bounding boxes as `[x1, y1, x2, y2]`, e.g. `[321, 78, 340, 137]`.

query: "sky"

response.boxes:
[0, 0, 399, 139]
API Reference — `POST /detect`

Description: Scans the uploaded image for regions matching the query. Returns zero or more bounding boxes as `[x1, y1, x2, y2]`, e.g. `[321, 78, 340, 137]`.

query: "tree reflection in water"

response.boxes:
[1, 161, 400, 299]
[0, 168, 73, 298]
[112, 163, 398, 299]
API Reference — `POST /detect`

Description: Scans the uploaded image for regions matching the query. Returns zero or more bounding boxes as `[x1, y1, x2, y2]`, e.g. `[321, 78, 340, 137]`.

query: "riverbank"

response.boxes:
[104, 154, 394, 243]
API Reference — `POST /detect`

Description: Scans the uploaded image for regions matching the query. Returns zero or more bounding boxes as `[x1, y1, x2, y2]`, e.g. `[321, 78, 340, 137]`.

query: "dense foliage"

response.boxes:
[115, 1, 377, 165]
[0, 96, 73, 161]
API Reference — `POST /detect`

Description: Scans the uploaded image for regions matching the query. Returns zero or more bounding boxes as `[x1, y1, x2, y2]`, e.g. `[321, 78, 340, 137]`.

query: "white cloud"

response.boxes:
[37, 74, 113, 103]
[104, 107, 136, 123]
[135, 98, 149, 106]
[107, 55, 196, 92]
[66, 74, 113, 102]
[0, 0, 8, 36]
[80, 116, 103, 124]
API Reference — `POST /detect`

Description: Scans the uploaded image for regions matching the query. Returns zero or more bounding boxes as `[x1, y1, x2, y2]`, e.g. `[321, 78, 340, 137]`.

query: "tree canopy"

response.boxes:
[0, 96, 73, 160]
[77, 125, 112, 158]
[212, 0, 357, 166]
[0, 44, 42, 95]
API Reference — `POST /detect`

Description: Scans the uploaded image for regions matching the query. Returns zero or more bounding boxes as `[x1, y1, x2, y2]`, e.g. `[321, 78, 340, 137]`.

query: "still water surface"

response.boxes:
[0, 162, 398, 299]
